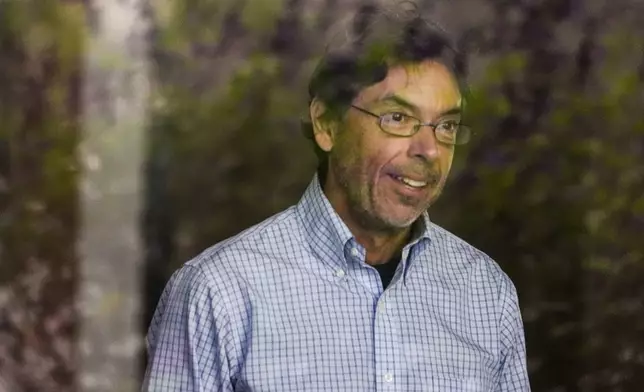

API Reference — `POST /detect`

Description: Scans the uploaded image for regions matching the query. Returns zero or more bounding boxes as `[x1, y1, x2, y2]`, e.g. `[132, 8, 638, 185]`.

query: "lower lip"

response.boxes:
[387, 174, 429, 197]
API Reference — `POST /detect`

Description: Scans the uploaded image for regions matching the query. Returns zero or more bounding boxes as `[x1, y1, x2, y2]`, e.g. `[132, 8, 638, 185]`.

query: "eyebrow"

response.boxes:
[439, 107, 462, 117]
[377, 94, 462, 117]
[379, 94, 418, 112]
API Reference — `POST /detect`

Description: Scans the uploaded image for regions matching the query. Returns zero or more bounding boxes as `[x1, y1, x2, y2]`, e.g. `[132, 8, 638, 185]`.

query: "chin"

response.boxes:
[385, 217, 418, 230]
[369, 200, 427, 229]
[376, 206, 425, 229]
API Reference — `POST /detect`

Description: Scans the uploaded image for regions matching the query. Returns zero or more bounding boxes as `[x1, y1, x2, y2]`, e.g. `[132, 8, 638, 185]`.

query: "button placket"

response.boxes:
[377, 299, 386, 314]
[374, 293, 398, 390]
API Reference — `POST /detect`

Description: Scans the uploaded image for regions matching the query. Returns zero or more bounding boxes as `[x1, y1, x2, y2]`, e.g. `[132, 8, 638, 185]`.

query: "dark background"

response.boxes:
[1, 0, 643, 391]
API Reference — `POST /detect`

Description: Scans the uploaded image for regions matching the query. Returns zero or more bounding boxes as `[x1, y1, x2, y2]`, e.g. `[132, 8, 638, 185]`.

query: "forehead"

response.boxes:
[355, 60, 462, 112]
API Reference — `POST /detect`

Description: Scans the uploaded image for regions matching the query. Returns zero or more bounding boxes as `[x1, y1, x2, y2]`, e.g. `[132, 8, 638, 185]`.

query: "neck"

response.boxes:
[321, 170, 412, 265]
[353, 224, 410, 265]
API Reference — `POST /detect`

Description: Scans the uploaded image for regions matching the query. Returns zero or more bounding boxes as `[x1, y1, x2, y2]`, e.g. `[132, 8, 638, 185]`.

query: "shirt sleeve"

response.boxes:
[142, 265, 235, 392]
[498, 275, 531, 392]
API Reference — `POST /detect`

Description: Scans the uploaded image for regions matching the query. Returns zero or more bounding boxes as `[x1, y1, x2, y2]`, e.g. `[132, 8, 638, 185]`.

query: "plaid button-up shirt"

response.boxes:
[143, 174, 531, 391]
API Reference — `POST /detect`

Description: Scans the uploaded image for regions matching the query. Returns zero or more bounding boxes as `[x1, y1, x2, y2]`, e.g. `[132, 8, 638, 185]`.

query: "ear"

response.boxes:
[309, 98, 336, 153]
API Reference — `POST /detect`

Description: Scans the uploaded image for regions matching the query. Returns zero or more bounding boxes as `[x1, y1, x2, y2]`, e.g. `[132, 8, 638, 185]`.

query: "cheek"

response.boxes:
[336, 117, 399, 177]
[363, 142, 399, 178]
[440, 148, 455, 175]
[332, 129, 361, 166]
[343, 131, 383, 171]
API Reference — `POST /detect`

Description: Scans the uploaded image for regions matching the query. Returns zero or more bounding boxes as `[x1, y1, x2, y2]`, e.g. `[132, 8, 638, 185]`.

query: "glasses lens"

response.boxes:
[380, 118, 419, 136]
[435, 124, 472, 145]
[453, 125, 472, 145]
[379, 116, 472, 144]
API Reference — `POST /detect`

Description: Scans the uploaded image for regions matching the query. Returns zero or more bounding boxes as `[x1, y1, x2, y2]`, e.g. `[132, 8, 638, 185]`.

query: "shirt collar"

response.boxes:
[296, 173, 433, 273]
[296, 173, 354, 270]
[410, 210, 432, 244]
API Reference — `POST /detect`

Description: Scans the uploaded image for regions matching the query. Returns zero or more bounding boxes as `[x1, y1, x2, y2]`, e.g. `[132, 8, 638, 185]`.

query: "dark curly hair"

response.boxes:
[303, 1, 469, 171]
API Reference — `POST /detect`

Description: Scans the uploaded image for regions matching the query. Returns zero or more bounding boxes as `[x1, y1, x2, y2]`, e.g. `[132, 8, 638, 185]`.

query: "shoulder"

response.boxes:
[187, 205, 303, 275]
[426, 221, 518, 302]
[147, 205, 306, 341]
[162, 204, 309, 317]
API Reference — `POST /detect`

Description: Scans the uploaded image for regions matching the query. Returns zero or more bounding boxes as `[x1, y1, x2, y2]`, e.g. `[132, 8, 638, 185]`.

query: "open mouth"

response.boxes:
[390, 174, 429, 189]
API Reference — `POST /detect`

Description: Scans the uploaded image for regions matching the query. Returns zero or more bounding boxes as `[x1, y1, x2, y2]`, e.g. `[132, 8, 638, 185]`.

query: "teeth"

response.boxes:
[396, 176, 428, 188]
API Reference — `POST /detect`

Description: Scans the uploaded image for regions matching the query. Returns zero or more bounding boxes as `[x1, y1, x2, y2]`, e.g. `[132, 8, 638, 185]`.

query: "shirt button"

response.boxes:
[335, 268, 345, 278]
[350, 248, 359, 257]
[383, 372, 394, 382]
[377, 301, 386, 313]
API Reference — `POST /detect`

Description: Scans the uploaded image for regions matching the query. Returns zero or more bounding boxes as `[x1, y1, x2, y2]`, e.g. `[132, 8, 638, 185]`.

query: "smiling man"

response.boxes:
[143, 4, 530, 392]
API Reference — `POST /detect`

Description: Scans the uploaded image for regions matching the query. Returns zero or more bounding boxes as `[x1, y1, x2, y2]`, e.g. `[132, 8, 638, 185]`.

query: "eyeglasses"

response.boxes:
[350, 105, 472, 145]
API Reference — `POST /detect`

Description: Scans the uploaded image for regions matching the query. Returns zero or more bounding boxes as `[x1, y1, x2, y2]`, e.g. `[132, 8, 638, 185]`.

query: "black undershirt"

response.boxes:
[372, 255, 402, 290]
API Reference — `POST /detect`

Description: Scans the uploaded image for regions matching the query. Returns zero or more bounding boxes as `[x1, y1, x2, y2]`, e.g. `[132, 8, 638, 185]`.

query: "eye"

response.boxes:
[436, 120, 460, 133]
[381, 112, 412, 125]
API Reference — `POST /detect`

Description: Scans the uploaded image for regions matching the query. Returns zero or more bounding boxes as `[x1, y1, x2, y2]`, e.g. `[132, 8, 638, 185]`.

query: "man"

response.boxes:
[143, 4, 531, 391]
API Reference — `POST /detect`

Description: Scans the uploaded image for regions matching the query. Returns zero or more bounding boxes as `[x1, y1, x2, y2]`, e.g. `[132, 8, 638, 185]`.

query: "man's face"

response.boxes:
[314, 60, 462, 232]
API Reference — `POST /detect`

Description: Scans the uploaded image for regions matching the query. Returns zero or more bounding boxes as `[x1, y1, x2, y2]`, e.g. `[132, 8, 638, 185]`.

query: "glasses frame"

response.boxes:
[350, 105, 472, 145]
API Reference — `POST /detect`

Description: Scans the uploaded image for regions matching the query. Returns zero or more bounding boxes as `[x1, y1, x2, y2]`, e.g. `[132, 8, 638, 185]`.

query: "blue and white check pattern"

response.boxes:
[143, 174, 531, 391]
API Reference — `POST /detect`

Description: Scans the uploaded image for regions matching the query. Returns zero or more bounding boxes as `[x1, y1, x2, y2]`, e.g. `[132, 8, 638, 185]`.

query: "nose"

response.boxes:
[407, 125, 440, 162]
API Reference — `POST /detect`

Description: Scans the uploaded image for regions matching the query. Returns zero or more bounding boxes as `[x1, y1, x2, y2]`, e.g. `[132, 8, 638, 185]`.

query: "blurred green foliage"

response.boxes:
[0, 0, 83, 390]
